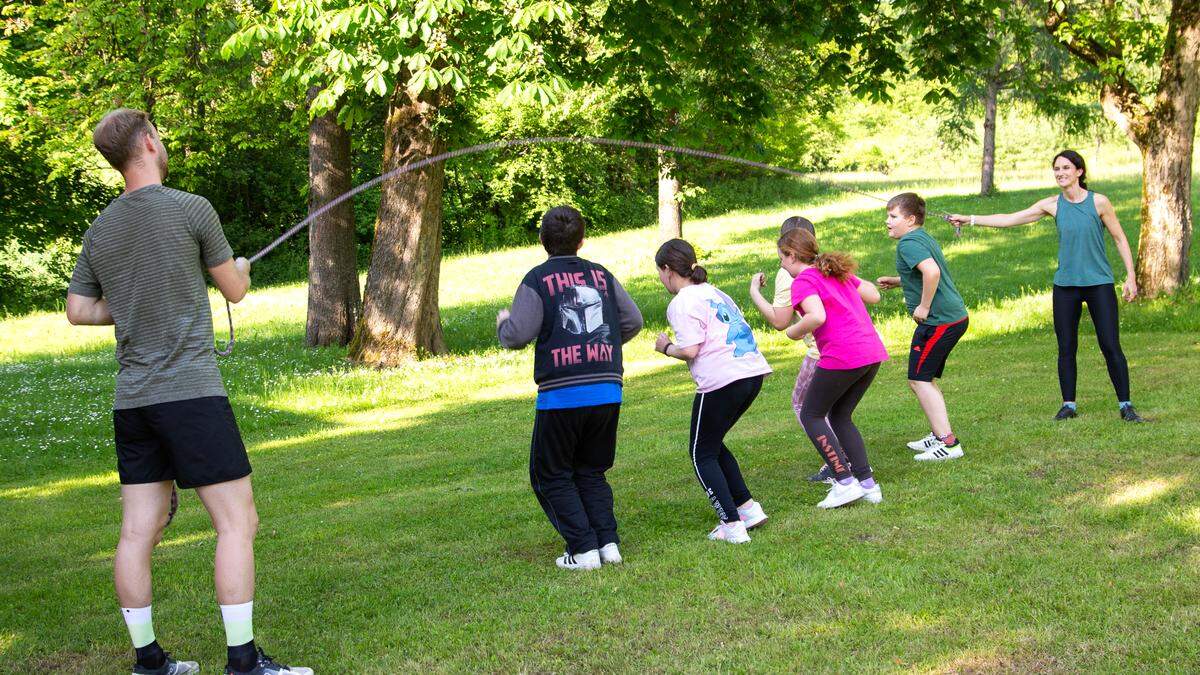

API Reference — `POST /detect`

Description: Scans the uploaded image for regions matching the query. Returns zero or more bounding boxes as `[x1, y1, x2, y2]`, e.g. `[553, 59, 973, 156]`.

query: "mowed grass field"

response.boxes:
[2, 169, 1199, 673]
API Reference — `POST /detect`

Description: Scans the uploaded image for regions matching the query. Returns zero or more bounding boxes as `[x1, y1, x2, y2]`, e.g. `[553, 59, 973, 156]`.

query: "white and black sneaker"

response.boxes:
[133, 656, 199, 675]
[556, 549, 601, 570]
[914, 442, 963, 461]
[907, 433, 942, 452]
[224, 647, 313, 675]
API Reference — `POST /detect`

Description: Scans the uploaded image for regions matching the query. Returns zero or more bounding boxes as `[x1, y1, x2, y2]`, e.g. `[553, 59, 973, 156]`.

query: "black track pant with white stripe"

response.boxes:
[688, 375, 762, 523]
[530, 403, 620, 555]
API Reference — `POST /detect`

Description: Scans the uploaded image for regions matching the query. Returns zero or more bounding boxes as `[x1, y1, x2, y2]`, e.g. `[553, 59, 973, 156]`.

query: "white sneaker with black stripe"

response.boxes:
[556, 549, 601, 570]
[907, 433, 942, 452]
[914, 442, 963, 461]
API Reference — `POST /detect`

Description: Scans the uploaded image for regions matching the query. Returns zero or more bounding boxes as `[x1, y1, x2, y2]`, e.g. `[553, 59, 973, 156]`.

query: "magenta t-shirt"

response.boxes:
[790, 268, 889, 370]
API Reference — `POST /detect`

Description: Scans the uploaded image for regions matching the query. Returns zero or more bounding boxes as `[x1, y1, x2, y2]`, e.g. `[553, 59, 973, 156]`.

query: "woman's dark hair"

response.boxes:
[1053, 150, 1088, 190]
[778, 228, 857, 281]
[655, 238, 708, 284]
[540, 205, 585, 256]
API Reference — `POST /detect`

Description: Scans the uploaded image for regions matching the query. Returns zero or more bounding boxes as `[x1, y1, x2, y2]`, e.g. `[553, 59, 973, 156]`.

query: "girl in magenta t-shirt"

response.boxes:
[773, 228, 888, 508]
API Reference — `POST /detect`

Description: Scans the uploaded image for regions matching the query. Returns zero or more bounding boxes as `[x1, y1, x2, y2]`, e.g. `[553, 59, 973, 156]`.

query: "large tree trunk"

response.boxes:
[1047, 0, 1199, 297]
[657, 150, 682, 240]
[979, 66, 1001, 196]
[1135, 129, 1194, 295]
[348, 85, 447, 365]
[305, 88, 360, 347]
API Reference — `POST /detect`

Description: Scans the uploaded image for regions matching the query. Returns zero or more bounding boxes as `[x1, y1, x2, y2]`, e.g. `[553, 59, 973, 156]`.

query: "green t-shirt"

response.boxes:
[895, 227, 968, 326]
[68, 185, 234, 409]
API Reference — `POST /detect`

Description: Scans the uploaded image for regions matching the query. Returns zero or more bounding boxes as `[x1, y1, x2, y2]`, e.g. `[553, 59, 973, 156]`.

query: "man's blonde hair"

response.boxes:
[93, 108, 154, 171]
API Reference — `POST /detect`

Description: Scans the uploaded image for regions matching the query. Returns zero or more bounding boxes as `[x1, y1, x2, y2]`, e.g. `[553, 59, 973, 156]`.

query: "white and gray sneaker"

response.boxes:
[818, 480, 865, 509]
[598, 542, 622, 564]
[133, 656, 199, 675]
[914, 443, 964, 461]
[224, 647, 313, 675]
[736, 500, 769, 529]
[707, 520, 751, 543]
[861, 483, 883, 504]
[907, 433, 942, 452]
[556, 549, 601, 570]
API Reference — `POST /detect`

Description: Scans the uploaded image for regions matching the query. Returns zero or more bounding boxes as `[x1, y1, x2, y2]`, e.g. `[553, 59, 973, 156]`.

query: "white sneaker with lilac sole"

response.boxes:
[707, 520, 751, 543]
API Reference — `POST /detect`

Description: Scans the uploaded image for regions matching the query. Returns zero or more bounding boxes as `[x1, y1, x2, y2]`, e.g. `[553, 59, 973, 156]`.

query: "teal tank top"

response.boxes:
[1054, 191, 1114, 287]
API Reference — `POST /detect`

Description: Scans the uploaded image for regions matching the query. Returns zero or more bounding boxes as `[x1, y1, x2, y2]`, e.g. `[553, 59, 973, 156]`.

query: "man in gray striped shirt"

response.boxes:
[66, 109, 311, 675]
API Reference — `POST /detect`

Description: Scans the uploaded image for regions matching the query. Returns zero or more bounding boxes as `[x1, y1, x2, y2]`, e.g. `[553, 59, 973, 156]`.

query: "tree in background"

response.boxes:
[936, 1, 1099, 195]
[1047, 0, 1200, 297]
[225, 0, 581, 365]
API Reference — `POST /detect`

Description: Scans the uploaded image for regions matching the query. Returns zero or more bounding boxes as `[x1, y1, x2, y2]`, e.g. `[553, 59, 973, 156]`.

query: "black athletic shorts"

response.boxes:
[908, 316, 968, 382]
[114, 396, 252, 489]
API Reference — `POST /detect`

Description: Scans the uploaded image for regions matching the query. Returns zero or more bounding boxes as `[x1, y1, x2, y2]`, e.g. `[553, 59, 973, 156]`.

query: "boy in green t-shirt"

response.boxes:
[876, 193, 969, 461]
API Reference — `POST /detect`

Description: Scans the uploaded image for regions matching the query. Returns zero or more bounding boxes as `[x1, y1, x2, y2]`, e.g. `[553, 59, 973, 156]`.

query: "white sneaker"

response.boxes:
[737, 500, 769, 529]
[556, 549, 601, 570]
[907, 433, 943, 452]
[598, 542, 622, 564]
[818, 480, 865, 509]
[134, 658, 199, 675]
[862, 483, 883, 504]
[914, 443, 964, 461]
[707, 520, 751, 544]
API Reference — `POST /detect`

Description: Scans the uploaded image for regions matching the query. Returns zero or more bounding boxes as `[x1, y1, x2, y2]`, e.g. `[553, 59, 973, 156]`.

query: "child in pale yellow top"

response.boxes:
[748, 216, 832, 484]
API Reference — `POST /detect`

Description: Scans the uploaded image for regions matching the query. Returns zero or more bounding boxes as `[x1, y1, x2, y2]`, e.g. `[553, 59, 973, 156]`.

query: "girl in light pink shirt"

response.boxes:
[653, 239, 772, 545]
[757, 228, 888, 509]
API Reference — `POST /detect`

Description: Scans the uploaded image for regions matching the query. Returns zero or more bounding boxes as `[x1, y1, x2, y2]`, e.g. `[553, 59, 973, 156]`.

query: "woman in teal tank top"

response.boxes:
[947, 150, 1143, 423]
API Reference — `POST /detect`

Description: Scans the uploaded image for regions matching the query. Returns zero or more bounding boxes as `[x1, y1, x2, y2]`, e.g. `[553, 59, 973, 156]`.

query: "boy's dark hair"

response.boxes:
[540, 206, 585, 256]
[887, 192, 926, 226]
[780, 215, 816, 237]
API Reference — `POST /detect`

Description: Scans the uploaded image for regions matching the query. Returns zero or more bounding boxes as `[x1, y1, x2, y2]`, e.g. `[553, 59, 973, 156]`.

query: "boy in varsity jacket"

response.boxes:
[496, 206, 644, 570]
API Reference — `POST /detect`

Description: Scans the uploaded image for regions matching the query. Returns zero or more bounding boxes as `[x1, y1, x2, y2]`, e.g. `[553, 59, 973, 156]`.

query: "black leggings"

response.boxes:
[689, 375, 762, 523]
[800, 364, 880, 482]
[1052, 284, 1130, 402]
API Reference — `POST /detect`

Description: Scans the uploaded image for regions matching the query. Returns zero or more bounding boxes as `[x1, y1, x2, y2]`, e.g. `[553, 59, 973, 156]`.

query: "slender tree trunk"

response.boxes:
[305, 88, 360, 347]
[657, 150, 682, 240]
[349, 84, 447, 365]
[980, 68, 1001, 196]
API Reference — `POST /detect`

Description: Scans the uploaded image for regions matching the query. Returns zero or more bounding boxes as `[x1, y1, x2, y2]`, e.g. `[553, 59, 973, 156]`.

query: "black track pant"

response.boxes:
[689, 375, 763, 523]
[799, 363, 880, 482]
[530, 403, 620, 555]
[1052, 284, 1130, 402]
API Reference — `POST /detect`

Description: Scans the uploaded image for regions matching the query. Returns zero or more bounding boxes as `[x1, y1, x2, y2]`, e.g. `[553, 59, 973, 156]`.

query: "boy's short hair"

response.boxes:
[780, 216, 816, 237]
[887, 193, 926, 226]
[540, 206, 585, 256]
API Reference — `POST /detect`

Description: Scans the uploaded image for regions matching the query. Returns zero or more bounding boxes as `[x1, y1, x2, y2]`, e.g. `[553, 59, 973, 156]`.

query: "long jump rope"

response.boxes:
[170, 136, 960, 524]
[214, 135, 961, 356]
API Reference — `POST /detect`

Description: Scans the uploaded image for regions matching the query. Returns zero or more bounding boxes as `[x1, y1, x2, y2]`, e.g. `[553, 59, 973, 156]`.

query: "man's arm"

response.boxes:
[65, 293, 114, 325]
[208, 257, 251, 303]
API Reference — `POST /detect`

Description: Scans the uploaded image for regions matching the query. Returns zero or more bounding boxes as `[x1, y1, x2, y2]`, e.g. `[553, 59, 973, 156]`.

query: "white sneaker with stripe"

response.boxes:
[907, 433, 943, 452]
[914, 443, 964, 461]
[556, 549, 602, 570]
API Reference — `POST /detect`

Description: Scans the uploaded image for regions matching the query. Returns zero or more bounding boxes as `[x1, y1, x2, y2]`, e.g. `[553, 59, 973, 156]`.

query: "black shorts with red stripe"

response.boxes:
[908, 316, 968, 382]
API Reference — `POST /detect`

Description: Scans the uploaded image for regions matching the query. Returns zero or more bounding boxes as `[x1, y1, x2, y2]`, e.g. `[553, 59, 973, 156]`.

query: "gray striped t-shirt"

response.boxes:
[68, 185, 234, 409]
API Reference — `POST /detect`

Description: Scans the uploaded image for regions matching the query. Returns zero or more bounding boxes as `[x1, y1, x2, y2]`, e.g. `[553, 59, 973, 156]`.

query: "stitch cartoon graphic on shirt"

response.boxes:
[559, 285, 611, 343]
[708, 299, 758, 357]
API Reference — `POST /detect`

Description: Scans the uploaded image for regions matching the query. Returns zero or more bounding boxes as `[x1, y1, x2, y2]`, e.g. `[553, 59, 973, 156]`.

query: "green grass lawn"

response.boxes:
[2, 169, 1199, 673]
